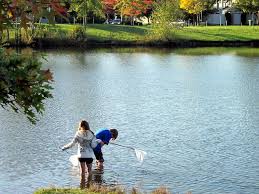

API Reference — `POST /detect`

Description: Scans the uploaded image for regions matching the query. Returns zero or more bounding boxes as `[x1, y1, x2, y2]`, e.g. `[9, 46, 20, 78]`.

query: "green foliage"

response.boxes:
[34, 185, 125, 194]
[234, 0, 259, 13]
[70, 26, 88, 40]
[0, 0, 67, 45]
[34, 185, 174, 194]
[0, 48, 53, 124]
[35, 25, 68, 39]
[151, 0, 183, 40]
[69, 0, 104, 23]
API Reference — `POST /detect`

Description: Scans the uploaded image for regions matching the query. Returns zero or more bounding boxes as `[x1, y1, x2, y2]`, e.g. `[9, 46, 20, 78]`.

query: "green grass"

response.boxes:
[2, 24, 259, 44]
[173, 26, 259, 41]
[34, 185, 125, 194]
[34, 185, 172, 194]
[86, 24, 149, 41]
[49, 24, 259, 41]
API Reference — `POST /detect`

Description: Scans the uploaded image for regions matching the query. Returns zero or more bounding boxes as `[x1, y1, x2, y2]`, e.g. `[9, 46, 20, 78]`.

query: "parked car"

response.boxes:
[111, 19, 121, 24]
[104, 19, 112, 24]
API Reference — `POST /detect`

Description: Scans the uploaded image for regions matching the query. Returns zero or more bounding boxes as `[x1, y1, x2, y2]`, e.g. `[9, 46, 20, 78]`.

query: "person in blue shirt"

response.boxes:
[93, 128, 118, 170]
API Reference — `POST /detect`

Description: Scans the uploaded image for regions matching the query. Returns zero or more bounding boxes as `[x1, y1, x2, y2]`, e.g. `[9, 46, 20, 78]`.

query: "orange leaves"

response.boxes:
[121, 0, 154, 17]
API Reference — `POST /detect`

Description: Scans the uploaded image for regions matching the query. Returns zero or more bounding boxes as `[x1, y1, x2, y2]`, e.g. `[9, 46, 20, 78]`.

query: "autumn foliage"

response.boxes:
[179, 0, 206, 14]
[102, 0, 117, 17]
[123, 0, 153, 17]
[102, 0, 153, 18]
[0, 0, 67, 32]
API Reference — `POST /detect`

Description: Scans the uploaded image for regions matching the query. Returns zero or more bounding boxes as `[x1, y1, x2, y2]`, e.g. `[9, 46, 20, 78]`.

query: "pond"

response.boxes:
[0, 47, 259, 194]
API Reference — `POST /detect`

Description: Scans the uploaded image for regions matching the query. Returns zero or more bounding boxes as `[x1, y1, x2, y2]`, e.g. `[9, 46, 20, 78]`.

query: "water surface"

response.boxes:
[0, 47, 259, 194]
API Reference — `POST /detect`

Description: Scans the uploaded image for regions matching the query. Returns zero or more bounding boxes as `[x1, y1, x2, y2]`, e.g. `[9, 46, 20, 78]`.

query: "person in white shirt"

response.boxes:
[62, 120, 101, 188]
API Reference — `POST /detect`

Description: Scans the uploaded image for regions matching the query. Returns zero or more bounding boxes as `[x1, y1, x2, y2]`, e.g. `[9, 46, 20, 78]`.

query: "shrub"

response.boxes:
[70, 26, 87, 41]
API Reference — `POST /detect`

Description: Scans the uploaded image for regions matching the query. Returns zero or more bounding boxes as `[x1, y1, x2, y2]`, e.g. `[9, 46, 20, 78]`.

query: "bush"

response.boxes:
[70, 26, 87, 41]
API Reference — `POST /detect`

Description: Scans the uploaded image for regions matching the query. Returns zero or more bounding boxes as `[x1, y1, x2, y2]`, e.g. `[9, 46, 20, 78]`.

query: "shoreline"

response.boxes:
[4, 38, 259, 49]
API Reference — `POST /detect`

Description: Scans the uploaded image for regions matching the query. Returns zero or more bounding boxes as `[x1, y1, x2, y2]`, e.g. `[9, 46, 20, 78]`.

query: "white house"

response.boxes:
[206, 0, 257, 25]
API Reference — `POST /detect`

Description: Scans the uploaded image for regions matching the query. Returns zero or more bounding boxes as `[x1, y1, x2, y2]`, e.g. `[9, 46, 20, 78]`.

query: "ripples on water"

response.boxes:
[0, 47, 259, 194]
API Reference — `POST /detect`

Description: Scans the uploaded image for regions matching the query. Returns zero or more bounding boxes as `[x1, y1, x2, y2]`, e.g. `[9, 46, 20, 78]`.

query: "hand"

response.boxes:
[96, 139, 103, 144]
[61, 146, 66, 151]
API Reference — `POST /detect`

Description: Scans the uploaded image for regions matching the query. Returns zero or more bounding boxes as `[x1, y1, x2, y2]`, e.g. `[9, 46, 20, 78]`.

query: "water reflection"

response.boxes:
[92, 169, 104, 185]
[173, 47, 259, 57]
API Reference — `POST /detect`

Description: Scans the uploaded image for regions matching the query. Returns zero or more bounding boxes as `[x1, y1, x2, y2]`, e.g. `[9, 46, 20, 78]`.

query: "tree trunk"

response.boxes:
[252, 12, 254, 25]
[7, 28, 10, 42]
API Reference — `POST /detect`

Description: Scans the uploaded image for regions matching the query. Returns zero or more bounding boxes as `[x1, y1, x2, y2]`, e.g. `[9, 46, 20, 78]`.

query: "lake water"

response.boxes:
[0, 47, 259, 194]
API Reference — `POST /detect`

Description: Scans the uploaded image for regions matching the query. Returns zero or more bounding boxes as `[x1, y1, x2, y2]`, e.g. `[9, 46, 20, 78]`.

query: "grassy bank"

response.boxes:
[34, 185, 173, 194]
[2, 24, 259, 47]
[173, 26, 259, 41]
[35, 24, 259, 41]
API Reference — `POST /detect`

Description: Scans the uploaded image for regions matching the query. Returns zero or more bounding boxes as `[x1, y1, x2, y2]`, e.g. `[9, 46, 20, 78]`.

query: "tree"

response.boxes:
[102, 0, 117, 21]
[0, 48, 53, 124]
[180, 0, 208, 24]
[123, 0, 154, 25]
[0, 0, 67, 45]
[234, 0, 259, 24]
[114, 0, 133, 21]
[69, 0, 104, 25]
[151, 0, 183, 40]
[114, 0, 154, 24]
[0, 1, 64, 123]
[142, 0, 154, 24]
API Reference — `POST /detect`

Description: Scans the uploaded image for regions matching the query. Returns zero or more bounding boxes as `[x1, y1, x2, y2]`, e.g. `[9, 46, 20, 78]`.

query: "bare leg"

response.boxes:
[80, 162, 86, 189]
[86, 163, 92, 188]
[96, 160, 104, 170]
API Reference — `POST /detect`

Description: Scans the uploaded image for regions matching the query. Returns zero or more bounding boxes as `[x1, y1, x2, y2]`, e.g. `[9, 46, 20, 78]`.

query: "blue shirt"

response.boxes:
[94, 128, 112, 152]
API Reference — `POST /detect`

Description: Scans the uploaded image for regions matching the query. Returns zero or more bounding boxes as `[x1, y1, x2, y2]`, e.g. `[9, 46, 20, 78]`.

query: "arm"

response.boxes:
[91, 137, 103, 149]
[62, 135, 78, 151]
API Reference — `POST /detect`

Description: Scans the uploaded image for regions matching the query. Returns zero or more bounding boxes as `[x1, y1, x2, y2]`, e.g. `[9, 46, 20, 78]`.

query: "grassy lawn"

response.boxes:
[2, 24, 259, 44]
[53, 24, 259, 41]
[173, 26, 259, 41]
[46, 24, 259, 41]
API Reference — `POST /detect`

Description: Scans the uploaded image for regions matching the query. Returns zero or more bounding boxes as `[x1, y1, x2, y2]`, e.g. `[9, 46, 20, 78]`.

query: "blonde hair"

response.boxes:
[78, 120, 90, 131]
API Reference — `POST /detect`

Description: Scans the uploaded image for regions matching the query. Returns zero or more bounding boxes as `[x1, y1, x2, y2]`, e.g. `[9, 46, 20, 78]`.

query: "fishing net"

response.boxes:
[134, 149, 147, 163]
[69, 154, 79, 167]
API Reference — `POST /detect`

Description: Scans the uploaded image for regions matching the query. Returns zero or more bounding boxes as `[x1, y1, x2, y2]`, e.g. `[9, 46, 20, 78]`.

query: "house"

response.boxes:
[206, 0, 257, 25]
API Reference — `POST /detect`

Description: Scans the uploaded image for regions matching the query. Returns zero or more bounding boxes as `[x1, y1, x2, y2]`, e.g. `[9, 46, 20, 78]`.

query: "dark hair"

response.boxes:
[78, 120, 90, 131]
[110, 128, 118, 139]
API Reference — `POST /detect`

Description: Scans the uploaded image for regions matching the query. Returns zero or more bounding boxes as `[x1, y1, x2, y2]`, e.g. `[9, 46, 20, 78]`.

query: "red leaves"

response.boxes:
[0, 0, 68, 31]
[50, 1, 67, 15]
[102, 0, 117, 15]
[124, 0, 154, 17]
